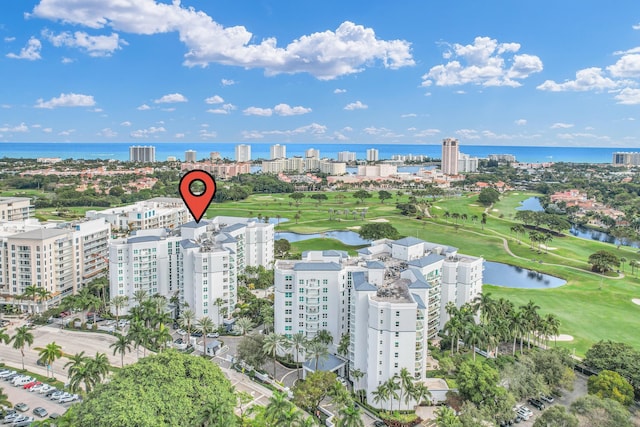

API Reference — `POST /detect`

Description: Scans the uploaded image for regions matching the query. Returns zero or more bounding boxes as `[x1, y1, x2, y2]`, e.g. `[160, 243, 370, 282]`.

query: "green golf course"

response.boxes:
[207, 190, 640, 356]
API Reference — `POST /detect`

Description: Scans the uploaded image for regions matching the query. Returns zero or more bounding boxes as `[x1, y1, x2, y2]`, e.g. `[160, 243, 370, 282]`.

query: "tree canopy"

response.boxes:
[588, 370, 635, 406]
[584, 340, 640, 399]
[588, 251, 620, 273]
[358, 223, 400, 241]
[477, 187, 500, 206]
[61, 350, 237, 427]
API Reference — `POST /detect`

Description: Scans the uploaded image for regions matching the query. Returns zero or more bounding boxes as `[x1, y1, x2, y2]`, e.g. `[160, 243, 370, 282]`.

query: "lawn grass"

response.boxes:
[208, 190, 640, 356]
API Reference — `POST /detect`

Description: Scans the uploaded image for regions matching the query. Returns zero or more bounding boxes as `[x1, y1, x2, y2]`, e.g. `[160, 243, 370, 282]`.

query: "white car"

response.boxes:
[59, 394, 79, 403]
[55, 392, 72, 402]
[29, 383, 46, 392]
[12, 377, 33, 387]
[0, 371, 16, 378]
[49, 391, 64, 400]
[38, 385, 54, 394]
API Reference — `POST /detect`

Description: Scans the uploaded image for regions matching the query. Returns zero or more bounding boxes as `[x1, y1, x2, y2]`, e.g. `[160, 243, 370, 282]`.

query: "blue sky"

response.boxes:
[1, 0, 640, 147]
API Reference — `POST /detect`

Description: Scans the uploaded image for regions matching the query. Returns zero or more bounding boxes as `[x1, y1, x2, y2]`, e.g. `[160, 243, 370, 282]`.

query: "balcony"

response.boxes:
[415, 351, 423, 361]
[306, 297, 320, 306]
[416, 320, 424, 331]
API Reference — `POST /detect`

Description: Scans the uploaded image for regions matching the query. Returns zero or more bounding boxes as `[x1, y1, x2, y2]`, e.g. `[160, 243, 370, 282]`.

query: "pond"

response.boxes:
[516, 197, 544, 212]
[483, 261, 566, 289]
[275, 230, 371, 245]
[569, 224, 639, 248]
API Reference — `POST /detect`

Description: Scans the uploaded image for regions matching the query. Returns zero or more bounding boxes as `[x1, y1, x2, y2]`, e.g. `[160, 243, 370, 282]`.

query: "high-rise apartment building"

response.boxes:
[0, 198, 33, 221]
[129, 145, 156, 163]
[366, 148, 379, 162]
[441, 138, 459, 175]
[337, 151, 356, 162]
[458, 153, 479, 173]
[109, 216, 274, 324]
[612, 152, 640, 166]
[185, 150, 197, 163]
[274, 237, 483, 410]
[270, 144, 286, 159]
[86, 197, 191, 232]
[0, 218, 111, 308]
[305, 148, 320, 159]
[235, 144, 252, 162]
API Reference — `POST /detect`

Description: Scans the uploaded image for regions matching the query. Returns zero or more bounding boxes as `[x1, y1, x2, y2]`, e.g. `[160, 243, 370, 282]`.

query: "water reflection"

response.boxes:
[483, 261, 566, 289]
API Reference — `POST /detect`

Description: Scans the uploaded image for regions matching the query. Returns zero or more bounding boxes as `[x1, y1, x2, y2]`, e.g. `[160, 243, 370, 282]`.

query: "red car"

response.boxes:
[23, 381, 40, 389]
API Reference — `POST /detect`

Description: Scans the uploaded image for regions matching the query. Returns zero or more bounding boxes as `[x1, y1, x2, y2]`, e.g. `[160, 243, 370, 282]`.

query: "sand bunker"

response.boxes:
[632, 298, 640, 306]
[347, 226, 362, 230]
[469, 204, 479, 207]
[551, 334, 574, 342]
[433, 206, 443, 210]
[492, 208, 499, 212]
[369, 218, 389, 223]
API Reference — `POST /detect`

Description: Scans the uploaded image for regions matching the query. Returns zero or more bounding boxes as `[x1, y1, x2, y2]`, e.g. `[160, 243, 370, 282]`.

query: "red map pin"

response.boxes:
[179, 170, 217, 223]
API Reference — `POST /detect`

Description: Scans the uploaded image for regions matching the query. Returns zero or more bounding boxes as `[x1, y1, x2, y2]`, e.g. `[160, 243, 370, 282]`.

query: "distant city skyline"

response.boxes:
[2, 1, 640, 147]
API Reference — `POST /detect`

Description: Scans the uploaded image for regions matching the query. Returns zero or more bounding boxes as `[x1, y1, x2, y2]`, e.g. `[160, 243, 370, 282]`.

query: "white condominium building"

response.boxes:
[109, 217, 274, 324]
[129, 145, 156, 163]
[458, 153, 479, 173]
[235, 144, 252, 162]
[338, 151, 356, 162]
[366, 148, 379, 162]
[0, 218, 111, 306]
[0, 197, 33, 221]
[270, 144, 287, 160]
[86, 197, 191, 232]
[274, 237, 482, 410]
[441, 138, 459, 175]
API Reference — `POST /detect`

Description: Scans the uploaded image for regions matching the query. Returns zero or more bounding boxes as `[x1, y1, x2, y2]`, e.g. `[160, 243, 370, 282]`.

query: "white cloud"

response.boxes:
[536, 67, 620, 91]
[137, 104, 151, 110]
[221, 79, 236, 86]
[615, 88, 640, 104]
[334, 88, 347, 94]
[205, 95, 224, 104]
[175, 133, 185, 138]
[6, 37, 42, 60]
[90, 107, 103, 112]
[31, 124, 41, 128]
[199, 130, 217, 138]
[633, 23, 640, 30]
[401, 113, 417, 118]
[42, 29, 125, 56]
[35, 93, 96, 109]
[514, 119, 527, 126]
[607, 54, 640, 78]
[342, 126, 353, 132]
[455, 129, 481, 139]
[413, 128, 440, 137]
[551, 122, 574, 129]
[363, 126, 403, 138]
[344, 101, 368, 110]
[42, 128, 52, 133]
[243, 107, 273, 116]
[58, 129, 75, 136]
[130, 126, 166, 138]
[421, 36, 542, 87]
[98, 127, 117, 137]
[556, 132, 610, 141]
[0, 123, 29, 133]
[31, 2, 413, 80]
[154, 93, 187, 103]
[120, 121, 131, 126]
[455, 90, 466, 94]
[207, 103, 236, 114]
[61, 57, 74, 63]
[4, 37, 16, 42]
[1, 104, 11, 109]
[332, 132, 349, 141]
[274, 103, 312, 116]
[161, 107, 176, 112]
[243, 123, 327, 139]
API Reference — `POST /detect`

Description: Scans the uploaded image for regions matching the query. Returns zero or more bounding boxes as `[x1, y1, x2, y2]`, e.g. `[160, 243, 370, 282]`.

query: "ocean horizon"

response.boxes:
[0, 142, 633, 164]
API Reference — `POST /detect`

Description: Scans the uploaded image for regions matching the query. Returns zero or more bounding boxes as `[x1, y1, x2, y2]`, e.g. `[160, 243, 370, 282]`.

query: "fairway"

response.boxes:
[208, 190, 640, 356]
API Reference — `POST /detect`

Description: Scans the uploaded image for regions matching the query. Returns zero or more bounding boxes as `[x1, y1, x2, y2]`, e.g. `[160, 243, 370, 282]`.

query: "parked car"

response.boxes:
[13, 377, 34, 387]
[0, 371, 16, 379]
[191, 331, 203, 337]
[23, 381, 41, 389]
[30, 383, 46, 392]
[540, 394, 554, 404]
[206, 332, 219, 338]
[32, 407, 48, 418]
[1, 413, 19, 424]
[7, 414, 27, 424]
[48, 413, 60, 420]
[3, 373, 18, 381]
[14, 403, 28, 413]
[374, 422, 386, 427]
[55, 392, 72, 402]
[44, 388, 58, 397]
[176, 329, 186, 335]
[49, 391, 64, 400]
[13, 416, 34, 427]
[528, 398, 545, 410]
[59, 394, 79, 403]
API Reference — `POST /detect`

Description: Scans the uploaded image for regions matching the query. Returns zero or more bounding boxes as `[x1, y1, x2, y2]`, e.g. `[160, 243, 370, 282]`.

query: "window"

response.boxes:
[285, 292, 293, 298]
[285, 301, 292, 307]
[395, 342, 399, 348]
[323, 288, 328, 293]
[285, 309, 292, 315]
[395, 332, 399, 338]
[322, 296, 328, 302]
[322, 279, 328, 284]
[299, 280, 304, 285]
[396, 311, 400, 317]
[394, 363, 398, 368]
[395, 352, 398, 358]
[395, 321, 400, 327]
[299, 288, 304, 293]
[285, 318, 292, 323]
[299, 322, 304, 327]
[299, 297, 304, 302]
[379, 350, 383, 355]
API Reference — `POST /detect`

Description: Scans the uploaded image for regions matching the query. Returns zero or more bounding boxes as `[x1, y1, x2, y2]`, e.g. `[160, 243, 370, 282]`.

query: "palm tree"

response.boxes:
[38, 341, 62, 379]
[544, 313, 561, 347]
[111, 295, 129, 327]
[314, 329, 333, 346]
[509, 310, 526, 355]
[383, 377, 400, 411]
[336, 405, 364, 427]
[351, 368, 365, 402]
[133, 289, 148, 306]
[263, 332, 286, 380]
[398, 368, 414, 409]
[110, 333, 132, 367]
[0, 328, 9, 346]
[64, 351, 86, 379]
[288, 332, 308, 381]
[265, 391, 294, 425]
[435, 406, 460, 426]
[197, 316, 215, 356]
[371, 383, 389, 410]
[213, 298, 224, 328]
[197, 398, 235, 427]
[126, 320, 149, 358]
[153, 323, 173, 351]
[410, 383, 431, 407]
[83, 352, 110, 391]
[0, 387, 11, 409]
[21, 285, 39, 314]
[179, 308, 196, 338]
[443, 317, 464, 355]
[10, 326, 34, 370]
[520, 300, 541, 349]
[306, 339, 329, 372]
[35, 287, 52, 313]
[233, 316, 253, 336]
[473, 292, 494, 324]
[464, 324, 484, 361]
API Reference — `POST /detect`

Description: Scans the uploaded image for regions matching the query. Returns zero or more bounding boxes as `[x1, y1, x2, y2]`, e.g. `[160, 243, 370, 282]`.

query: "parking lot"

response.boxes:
[1, 374, 72, 420]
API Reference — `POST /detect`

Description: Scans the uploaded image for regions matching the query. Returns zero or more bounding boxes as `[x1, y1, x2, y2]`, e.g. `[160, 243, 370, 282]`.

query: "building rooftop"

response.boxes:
[303, 353, 346, 373]
[352, 271, 377, 292]
[10, 228, 69, 240]
[371, 278, 413, 303]
[407, 253, 445, 268]
[412, 293, 426, 310]
[293, 262, 342, 271]
[393, 236, 424, 247]
[127, 235, 163, 244]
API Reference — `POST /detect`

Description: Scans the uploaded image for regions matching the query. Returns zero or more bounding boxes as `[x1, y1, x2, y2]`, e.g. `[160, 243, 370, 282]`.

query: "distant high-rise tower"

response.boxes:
[305, 148, 320, 159]
[185, 150, 197, 163]
[235, 144, 251, 162]
[441, 138, 459, 175]
[129, 145, 156, 163]
[366, 148, 379, 162]
[270, 144, 286, 159]
[338, 151, 356, 162]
